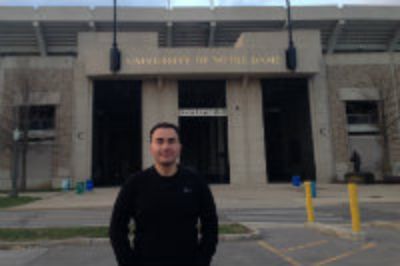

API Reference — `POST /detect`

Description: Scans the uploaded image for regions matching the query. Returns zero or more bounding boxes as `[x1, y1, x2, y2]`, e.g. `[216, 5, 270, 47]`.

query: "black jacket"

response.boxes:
[109, 166, 218, 266]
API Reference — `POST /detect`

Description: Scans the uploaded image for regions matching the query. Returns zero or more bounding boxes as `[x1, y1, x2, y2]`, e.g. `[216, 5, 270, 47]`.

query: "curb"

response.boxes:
[0, 237, 110, 249]
[219, 228, 261, 241]
[366, 221, 400, 230]
[0, 231, 261, 249]
[305, 222, 367, 241]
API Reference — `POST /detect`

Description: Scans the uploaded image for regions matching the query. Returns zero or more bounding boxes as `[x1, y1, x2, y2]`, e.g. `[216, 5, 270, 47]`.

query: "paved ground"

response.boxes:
[1, 226, 399, 266]
[1, 184, 399, 266]
[0, 207, 342, 228]
[4, 184, 400, 211]
[1, 184, 399, 228]
[3, 202, 399, 228]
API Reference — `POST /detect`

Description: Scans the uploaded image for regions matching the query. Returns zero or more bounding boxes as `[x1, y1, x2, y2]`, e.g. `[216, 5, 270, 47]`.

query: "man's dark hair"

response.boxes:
[149, 122, 181, 142]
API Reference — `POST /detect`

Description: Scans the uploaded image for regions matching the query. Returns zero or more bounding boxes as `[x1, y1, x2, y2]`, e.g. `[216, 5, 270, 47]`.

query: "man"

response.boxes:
[110, 122, 218, 266]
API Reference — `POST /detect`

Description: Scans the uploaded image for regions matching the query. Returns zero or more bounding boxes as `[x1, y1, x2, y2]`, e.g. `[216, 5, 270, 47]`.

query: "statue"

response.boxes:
[350, 150, 361, 173]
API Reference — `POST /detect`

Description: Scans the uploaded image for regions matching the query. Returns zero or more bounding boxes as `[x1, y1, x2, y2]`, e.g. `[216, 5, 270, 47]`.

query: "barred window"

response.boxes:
[21, 105, 56, 130]
[346, 101, 378, 125]
[346, 101, 379, 135]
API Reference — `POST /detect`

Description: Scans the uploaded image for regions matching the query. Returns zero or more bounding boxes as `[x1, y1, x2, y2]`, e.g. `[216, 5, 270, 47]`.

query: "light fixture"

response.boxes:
[110, 0, 121, 72]
[285, 0, 297, 71]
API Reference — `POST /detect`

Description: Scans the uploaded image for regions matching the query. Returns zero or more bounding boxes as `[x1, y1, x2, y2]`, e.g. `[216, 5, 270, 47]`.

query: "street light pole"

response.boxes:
[285, 0, 297, 71]
[110, 0, 121, 72]
[10, 107, 20, 197]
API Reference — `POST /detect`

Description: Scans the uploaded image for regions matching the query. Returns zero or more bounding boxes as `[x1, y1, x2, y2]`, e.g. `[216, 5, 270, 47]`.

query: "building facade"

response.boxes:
[0, 6, 399, 189]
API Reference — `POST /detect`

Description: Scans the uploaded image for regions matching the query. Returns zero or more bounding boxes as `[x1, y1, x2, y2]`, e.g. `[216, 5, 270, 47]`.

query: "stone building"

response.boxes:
[0, 5, 399, 189]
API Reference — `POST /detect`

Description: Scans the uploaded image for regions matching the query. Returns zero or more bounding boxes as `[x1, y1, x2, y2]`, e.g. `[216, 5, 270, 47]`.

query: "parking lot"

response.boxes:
[1, 225, 399, 266]
[1, 185, 400, 265]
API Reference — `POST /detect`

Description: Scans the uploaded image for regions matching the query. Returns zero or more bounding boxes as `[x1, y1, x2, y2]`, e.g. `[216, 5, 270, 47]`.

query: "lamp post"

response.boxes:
[10, 109, 21, 197]
[110, 0, 121, 72]
[285, 0, 297, 71]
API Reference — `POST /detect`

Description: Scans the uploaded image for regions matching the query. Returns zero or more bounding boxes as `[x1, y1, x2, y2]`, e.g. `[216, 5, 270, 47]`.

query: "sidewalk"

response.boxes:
[5, 183, 400, 211]
[1, 183, 399, 244]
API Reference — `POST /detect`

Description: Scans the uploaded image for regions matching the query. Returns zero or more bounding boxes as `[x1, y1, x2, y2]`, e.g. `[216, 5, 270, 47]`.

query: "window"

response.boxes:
[179, 80, 226, 108]
[346, 101, 378, 124]
[27, 105, 55, 130]
[18, 105, 56, 141]
[346, 101, 379, 134]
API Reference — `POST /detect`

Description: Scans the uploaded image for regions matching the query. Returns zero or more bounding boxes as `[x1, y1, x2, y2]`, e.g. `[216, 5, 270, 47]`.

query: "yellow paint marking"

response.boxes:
[281, 240, 328, 253]
[313, 242, 377, 266]
[257, 240, 302, 266]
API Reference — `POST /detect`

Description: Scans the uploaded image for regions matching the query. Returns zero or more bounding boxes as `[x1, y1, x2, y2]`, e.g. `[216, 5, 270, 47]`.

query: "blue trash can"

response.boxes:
[86, 179, 94, 192]
[292, 175, 301, 187]
[311, 181, 317, 198]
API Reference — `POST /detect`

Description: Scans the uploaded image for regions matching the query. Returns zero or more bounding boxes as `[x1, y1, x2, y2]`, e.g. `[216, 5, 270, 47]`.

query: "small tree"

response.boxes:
[16, 67, 32, 191]
[0, 88, 18, 196]
[0, 63, 37, 194]
[366, 65, 400, 177]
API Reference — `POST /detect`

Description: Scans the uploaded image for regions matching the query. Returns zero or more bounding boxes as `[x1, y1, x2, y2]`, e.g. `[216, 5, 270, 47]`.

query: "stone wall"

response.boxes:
[326, 54, 400, 179]
[0, 57, 74, 189]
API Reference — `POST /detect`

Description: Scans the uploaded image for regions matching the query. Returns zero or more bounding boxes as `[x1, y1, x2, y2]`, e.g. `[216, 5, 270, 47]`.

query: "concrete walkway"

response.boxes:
[0, 184, 399, 244]
[5, 183, 400, 211]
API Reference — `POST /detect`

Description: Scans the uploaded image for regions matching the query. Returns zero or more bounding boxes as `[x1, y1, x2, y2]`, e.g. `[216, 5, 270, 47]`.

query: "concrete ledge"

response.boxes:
[0, 229, 261, 249]
[367, 221, 400, 230]
[305, 222, 367, 241]
[0, 237, 109, 249]
[219, 228, 261, 242]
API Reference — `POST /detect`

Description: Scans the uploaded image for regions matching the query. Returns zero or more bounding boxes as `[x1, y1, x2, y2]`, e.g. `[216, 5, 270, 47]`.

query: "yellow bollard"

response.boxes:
[348, 182, 362, 233]
[304, 181, 315, 223]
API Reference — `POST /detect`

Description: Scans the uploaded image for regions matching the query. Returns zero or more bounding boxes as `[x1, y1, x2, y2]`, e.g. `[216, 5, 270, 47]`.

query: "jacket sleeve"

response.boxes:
[109, 178, 136, 266]
[196, 180, 218, 266]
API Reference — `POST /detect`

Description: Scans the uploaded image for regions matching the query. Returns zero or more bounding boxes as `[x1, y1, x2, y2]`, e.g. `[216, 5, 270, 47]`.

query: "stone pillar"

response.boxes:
[309, 60, 336, 183]
[71, 60, 92, 184]
[227, 78, 266, 185]
[387, 55, 400, 176]
[142, 79, 178, 169]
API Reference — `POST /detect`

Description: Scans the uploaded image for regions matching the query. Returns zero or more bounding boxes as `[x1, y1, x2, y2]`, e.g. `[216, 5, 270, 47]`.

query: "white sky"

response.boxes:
[0, 0, 399, 8]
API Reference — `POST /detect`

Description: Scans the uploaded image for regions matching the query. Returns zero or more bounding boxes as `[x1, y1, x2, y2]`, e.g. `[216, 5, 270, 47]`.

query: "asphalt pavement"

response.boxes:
[1, 184, 400, 266]
[1, 225, 399, 266]
[1, 184, 399, 229]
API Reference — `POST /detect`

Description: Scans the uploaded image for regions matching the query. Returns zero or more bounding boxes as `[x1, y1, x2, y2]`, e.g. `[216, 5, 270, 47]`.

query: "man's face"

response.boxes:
[150, 128, 181, 167]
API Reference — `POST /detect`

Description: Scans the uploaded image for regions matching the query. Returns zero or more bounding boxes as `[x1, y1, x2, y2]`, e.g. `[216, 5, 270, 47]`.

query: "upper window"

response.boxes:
[179, 80, 226, 108]
[346, 101, 378, 124]
[346, 101, 379, 134]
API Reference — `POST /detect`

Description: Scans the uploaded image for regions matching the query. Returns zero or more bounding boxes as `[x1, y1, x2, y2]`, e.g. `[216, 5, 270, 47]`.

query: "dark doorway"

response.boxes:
[179, 117, 229, 184]
[262, 78, 315, 182]
[178, 80, 230, 184]
[92, 80, 142, 186]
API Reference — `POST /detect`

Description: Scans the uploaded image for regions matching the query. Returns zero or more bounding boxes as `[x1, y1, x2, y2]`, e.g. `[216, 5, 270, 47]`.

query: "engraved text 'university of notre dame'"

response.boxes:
[125, 55, 281, 66]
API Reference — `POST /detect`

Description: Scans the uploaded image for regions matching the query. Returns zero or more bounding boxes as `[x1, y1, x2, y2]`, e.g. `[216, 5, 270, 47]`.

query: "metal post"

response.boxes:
[348, 182, 362, 233]
[285, 0, 297, 71]
[110, 0, 121, 72]
[304, 181, 315, 223]
[113, 0, 117, 47]
[286, 0, 294, 47]
[10, 107, 20, 197]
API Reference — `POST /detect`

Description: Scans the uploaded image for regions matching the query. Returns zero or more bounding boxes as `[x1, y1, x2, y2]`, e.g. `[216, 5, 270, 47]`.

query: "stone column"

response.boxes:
[309, 60, 336, 183]
[227, 78, 266, 185]
[142, 79, 178, 169]
[71, 60, 92, 184]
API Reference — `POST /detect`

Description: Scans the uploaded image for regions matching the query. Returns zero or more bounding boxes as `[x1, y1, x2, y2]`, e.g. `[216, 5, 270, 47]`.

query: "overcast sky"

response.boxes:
[0, 0, 399, 8]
